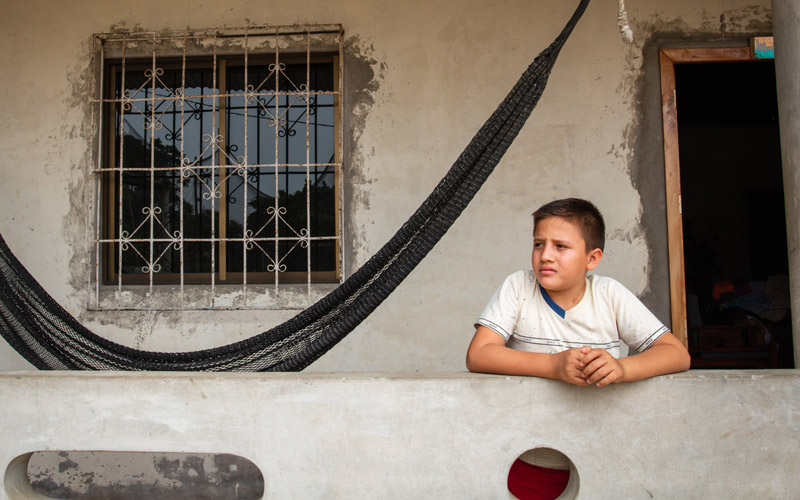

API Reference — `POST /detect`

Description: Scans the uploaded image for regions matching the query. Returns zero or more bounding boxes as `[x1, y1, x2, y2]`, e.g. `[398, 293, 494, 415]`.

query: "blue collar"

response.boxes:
[539, 283, 566, 318]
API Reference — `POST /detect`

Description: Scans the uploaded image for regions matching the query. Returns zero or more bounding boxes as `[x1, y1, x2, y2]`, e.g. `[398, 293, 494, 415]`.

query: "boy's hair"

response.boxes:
[532, 198, 605, 252]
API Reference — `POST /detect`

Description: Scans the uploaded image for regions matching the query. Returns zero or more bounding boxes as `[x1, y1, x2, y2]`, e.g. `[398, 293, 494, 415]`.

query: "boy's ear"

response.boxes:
[586, 248, 603, 271]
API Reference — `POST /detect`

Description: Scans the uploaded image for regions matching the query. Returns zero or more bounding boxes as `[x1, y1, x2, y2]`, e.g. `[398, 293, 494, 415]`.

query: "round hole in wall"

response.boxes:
[507, 447, 579, 500]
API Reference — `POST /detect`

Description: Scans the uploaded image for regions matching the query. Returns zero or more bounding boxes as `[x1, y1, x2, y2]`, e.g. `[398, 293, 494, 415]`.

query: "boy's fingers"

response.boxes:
[581, 350, 608, 373]
[556, 350, 587, 385]
[572, 372, 589, 385]
[579, 349, 605, 368]
[563, 368, 585, 386]
[582, 355, 614, 380]
[587, 360, 623, 386]
[574, 349, 623, 387]
[597, 367, 622, 386]
[586, 366, 611, 385]
[595, 374, 614, 387]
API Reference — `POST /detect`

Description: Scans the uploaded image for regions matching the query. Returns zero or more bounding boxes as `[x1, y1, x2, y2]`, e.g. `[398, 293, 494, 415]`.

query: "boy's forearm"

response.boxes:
[618, 339, 691, 383]
[467, 343, 558, 379]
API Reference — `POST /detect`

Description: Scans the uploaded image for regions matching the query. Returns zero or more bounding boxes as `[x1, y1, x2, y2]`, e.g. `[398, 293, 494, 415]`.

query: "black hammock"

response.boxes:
[0, 0, 590, 371]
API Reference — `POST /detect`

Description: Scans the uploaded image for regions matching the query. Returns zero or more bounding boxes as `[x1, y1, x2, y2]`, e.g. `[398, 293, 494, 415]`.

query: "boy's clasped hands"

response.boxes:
[556, 346, 625, 387]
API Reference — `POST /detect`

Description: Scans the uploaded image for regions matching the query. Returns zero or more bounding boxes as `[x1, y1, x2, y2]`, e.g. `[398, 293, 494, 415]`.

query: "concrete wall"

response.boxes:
[1, 370, 798, 499]
[0, 0, 777, 371]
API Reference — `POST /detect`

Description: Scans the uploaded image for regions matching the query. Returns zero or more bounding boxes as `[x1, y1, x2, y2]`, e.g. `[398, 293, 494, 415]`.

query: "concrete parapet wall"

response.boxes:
[1, 370, 798, 499]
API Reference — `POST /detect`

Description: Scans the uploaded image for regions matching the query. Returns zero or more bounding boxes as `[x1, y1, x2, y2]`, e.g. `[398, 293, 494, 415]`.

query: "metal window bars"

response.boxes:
[90, 25, 344, 310]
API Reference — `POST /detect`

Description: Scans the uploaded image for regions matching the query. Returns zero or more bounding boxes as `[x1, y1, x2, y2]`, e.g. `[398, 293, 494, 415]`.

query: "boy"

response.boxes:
[465, 198, 690, 500]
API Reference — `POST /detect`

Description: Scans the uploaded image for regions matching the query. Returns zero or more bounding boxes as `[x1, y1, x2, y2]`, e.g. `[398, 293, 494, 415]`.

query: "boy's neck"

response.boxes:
[542, 277, 588, 311]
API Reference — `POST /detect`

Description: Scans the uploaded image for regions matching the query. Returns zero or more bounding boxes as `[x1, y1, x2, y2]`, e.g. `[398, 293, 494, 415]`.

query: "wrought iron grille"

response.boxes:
[90, 26, 344, 310]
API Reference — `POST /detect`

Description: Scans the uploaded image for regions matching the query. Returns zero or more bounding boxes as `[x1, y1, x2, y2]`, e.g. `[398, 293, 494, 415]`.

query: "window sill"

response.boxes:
[90, 282, 341, 311]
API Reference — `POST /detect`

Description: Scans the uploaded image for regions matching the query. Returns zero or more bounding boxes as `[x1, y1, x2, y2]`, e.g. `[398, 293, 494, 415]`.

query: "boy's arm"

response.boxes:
[580, 332, 691, 387]
[466, 325, 588, 385]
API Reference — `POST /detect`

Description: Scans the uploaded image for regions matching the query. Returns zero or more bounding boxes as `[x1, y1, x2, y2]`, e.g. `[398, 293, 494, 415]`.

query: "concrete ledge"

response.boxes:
[0, 370, 798, 499]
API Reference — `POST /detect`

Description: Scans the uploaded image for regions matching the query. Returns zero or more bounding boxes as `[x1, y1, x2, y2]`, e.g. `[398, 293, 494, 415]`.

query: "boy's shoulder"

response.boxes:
[504, 270, 539, 294]
[512, 269, 535, 282]
[494, 270, 540, 302]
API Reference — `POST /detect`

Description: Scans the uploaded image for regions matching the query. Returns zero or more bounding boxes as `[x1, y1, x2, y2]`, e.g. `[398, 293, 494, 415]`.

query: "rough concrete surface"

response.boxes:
[1, 370, 798, 499]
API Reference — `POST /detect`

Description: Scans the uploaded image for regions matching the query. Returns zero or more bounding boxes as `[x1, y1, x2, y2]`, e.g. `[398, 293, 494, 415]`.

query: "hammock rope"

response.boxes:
[0, 0, 590, 371]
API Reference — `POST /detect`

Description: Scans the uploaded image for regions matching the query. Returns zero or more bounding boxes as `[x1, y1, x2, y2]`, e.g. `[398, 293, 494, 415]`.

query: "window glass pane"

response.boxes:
[310, 94, 336, 164]
[310, 168, 336, 237]
[311, 240, 336, 272]
[101, 41, 340, 288]
[227, 65, 278, 166]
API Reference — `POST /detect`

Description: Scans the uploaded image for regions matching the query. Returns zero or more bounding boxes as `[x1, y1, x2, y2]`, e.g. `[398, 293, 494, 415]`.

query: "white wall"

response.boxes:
[0, 0, 775, 371]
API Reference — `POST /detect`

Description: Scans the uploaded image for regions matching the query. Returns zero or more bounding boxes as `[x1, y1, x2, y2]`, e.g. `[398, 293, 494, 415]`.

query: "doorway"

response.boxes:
[660, 47, 793, 368]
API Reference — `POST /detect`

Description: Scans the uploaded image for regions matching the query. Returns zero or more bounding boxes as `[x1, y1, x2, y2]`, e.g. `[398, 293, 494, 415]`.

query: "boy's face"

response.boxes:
[532, 216, 602, 300]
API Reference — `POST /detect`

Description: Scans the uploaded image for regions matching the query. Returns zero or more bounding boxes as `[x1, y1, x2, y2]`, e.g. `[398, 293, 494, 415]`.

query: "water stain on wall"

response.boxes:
[615, 4, 772, 314]
[342, 36, 386, 271]
[29, 451, 264, 500]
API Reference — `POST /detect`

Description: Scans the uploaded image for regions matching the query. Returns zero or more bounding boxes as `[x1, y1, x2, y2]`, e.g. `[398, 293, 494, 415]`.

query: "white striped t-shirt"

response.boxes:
[476, 271, 668, 357]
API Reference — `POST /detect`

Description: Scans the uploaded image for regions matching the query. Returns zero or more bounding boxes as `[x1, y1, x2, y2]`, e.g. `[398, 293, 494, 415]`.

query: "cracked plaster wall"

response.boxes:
[0, 0, 774, 372]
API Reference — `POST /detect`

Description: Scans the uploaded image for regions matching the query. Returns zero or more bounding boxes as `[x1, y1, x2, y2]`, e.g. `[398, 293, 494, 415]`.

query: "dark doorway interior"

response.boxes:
[676, 60, 793, 368]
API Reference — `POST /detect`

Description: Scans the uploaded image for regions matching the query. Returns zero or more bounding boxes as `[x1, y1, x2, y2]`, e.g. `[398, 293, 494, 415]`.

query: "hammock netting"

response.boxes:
[0, 0, 589, 371]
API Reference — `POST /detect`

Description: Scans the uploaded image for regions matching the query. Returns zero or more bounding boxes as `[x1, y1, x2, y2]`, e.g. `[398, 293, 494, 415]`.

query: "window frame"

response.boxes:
[90, 26, 344, 310]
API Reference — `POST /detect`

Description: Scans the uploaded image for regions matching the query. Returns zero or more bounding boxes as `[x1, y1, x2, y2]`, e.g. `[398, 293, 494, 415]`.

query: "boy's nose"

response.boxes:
[540, 244, 555, 261]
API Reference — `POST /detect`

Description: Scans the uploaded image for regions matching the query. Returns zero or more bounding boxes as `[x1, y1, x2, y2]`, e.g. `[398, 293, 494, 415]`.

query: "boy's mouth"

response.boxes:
[539, 266, 557, 275]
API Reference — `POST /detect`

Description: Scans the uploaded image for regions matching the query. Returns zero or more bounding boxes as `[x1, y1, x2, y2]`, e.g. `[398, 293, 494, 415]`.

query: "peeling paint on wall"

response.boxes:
[342, 36, 386, 272]
[613, 3, 773, 320]
[28, 451, 264, 500]
[642, 5, 772, 40]
[64, 35, 100, 315]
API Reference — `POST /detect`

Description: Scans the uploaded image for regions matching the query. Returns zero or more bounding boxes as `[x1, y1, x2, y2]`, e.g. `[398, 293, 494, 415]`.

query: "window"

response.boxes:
[91, 26, 343, 309]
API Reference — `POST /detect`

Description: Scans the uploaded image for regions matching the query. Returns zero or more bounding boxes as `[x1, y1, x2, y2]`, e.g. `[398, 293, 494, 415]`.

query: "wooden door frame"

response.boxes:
[659, 46, 758, 345]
